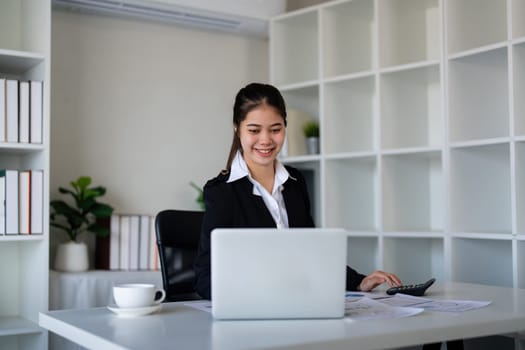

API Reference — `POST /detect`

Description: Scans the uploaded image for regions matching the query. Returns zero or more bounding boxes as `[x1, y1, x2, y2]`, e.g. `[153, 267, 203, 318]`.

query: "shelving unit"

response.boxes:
[448, 48, 509, 142]
[380, 64, 442, 149]
[271, 2, 525, 340]
[381, 151, 443, 232]
[0, 1, 50, 350]
[378, 0, 440, 68]
[324, 76, 375, 153]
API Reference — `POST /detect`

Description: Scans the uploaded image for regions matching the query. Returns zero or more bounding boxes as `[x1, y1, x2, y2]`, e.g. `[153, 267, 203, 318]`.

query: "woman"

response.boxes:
[193, 82, 401, 300]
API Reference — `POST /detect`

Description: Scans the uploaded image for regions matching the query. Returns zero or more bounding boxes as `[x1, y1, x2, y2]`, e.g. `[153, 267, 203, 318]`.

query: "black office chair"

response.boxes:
[155, 209, 204, 302]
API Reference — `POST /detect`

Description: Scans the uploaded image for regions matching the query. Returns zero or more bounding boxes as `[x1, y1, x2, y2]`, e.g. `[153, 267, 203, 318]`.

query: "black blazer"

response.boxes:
[193, 165, 365, 300]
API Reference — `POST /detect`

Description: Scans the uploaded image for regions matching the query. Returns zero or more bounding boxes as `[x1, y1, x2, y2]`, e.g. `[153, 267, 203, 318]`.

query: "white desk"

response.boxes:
[49, 270, 163, 310]
[40, 282, 525, 350]
[49, 270, 163, 350]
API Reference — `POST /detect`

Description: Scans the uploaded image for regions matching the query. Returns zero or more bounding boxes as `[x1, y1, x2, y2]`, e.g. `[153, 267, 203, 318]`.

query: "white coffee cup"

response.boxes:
[113, 283, 166, 308]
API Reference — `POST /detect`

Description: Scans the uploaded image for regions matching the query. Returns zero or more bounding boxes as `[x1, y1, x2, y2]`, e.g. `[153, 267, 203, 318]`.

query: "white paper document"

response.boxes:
[185, 294, 491, 317]
[378, 293, 491, 312]
[345, 297, 423, 320]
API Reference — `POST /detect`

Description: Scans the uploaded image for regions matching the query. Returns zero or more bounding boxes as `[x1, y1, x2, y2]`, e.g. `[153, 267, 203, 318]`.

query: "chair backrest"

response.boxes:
[155, 209, 204, 302]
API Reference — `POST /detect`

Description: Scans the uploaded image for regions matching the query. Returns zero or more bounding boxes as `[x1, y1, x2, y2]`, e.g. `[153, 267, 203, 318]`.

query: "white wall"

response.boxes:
[51, 10, 268, 212]
[50, 10, 268, 258]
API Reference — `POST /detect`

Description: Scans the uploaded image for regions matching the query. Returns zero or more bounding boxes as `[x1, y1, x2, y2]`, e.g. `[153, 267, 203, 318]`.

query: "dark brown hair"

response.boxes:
[225, 83, 287, 171]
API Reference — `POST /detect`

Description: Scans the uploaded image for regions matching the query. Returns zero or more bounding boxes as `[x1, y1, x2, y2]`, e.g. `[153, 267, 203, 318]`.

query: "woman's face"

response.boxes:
[238, 104, 286, 169]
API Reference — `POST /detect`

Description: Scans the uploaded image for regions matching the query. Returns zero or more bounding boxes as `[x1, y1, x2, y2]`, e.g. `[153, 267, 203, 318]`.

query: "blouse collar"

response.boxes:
[227, 151, 295, 189]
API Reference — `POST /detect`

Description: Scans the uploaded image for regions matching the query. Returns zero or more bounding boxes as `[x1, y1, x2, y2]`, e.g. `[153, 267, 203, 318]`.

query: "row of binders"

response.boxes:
[0, 169, 43, 235]
[0, 79, 43, 144]
[109, 214, 160, 271]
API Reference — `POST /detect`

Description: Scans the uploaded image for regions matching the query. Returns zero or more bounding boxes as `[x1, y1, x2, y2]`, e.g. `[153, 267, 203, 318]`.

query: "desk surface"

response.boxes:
[50, 270, 163, 310]
[40, 282, 525, 350]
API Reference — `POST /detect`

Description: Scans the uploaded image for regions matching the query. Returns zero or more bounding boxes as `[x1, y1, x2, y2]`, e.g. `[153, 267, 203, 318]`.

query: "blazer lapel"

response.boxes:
[238, 178, 276, 227]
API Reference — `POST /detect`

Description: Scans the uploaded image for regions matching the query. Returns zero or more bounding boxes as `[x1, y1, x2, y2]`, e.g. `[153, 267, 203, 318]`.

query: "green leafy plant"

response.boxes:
[190, 182, 205, 210]
[302, 120, 320, 138]
[50, 176, 114, 242]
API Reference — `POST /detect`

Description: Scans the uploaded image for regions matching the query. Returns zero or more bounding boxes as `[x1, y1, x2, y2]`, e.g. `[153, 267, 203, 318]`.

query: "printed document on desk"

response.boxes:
[345, 297, 423, 320]
[378, 293, 491, 312]
[185, 298, 424, 320]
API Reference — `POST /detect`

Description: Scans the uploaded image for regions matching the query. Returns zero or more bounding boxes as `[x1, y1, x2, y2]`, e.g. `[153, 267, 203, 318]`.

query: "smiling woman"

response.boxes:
[192, 82, 402, 300]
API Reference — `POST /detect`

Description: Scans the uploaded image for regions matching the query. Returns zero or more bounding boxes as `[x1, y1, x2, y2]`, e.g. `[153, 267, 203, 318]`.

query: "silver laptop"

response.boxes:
[211, 228, 347, 320]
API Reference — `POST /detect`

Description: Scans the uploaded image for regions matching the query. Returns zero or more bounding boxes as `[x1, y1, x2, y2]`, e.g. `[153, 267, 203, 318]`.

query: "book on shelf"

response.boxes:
[1, 170, 19, 235]
[30, 170, 44, 234]
[0, 174, 4, 235]
[19, 81, 30, 144]
[0, 79, 5, 142]
[18, 170, 31, 234]
[6, 80, 18, 143]
[128, 215, 140, 270]
[119, 215, 131, 270]
[139, 215, 150, 270]
[94, 217, 110, 270]
[95, 213, 159, 271]
[30, 80, 43, 144]
[149, 216, 159, 270]
[109, 214, 120, 270]
[0, 169, 44, 235]
[0, 79, 43, 145]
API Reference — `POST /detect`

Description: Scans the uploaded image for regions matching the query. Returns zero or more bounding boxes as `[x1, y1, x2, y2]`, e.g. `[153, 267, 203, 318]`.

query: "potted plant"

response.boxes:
[50, 176, 113, 272]
[302, 120, 320, 154]
[190, 181, 205, 210]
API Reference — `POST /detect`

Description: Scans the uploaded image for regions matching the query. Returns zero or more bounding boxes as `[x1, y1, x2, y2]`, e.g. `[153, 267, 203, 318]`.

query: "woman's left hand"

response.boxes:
[358, 270, 402, 292]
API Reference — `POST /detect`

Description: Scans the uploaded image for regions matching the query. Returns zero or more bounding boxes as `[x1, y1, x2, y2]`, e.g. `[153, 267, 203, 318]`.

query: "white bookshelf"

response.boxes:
[448, 48, 509, 142]
[378, 0, 441, 68]
[0, 1, 50, 350]
[271, 0, 525, 332]
[321, 0, 374, 77]
[446, 0, 507, 55]
[380, 64, 442, 149]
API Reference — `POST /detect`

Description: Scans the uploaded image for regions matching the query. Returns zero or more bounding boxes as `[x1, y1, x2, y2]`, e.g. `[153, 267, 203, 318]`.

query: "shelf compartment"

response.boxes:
[451, 237, 512, 287]
[325, 157, 376, 231]
[450, 144, 511, 233]
[281, 85, 319, 122]
[446, 0, 507, 54]
[0, 0, 50, 53]
[321, 0, 374, 78]
[513, 0, 525, 39]
[347, 236, 379, 276]
[324, 76, 375, 154]
[516, 142, 525, 234]
[0, 242, 48, 323]
[271, 10, 318, 86]
[381, 151, 443, 232]
[378, 0, 440, 68]
[383, 237, 444, 282]
[380, 64, 442, 149]
[0, 244, 21, 318]
[448, 48, 509, 142]
[518, 239, 525, 289]
[515, 43, 525, 136]
[281, 86, 319, 158]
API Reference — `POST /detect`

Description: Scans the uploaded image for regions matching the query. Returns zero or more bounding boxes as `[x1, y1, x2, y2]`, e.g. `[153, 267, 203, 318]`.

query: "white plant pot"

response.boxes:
[55, 241, 89, 272]
[306, 137, 319, 155]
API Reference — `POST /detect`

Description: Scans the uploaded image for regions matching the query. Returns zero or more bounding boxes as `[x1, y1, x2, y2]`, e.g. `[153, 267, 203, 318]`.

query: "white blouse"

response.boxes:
[227, 151, 290, 228]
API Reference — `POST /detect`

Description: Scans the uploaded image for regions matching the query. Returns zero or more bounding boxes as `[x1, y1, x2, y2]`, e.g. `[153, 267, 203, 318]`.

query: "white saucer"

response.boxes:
[107, 303, 162, 317]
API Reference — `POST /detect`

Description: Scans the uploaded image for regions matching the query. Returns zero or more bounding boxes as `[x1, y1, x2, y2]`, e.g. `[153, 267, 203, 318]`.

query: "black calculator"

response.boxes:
[386, 278, 436, 296]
